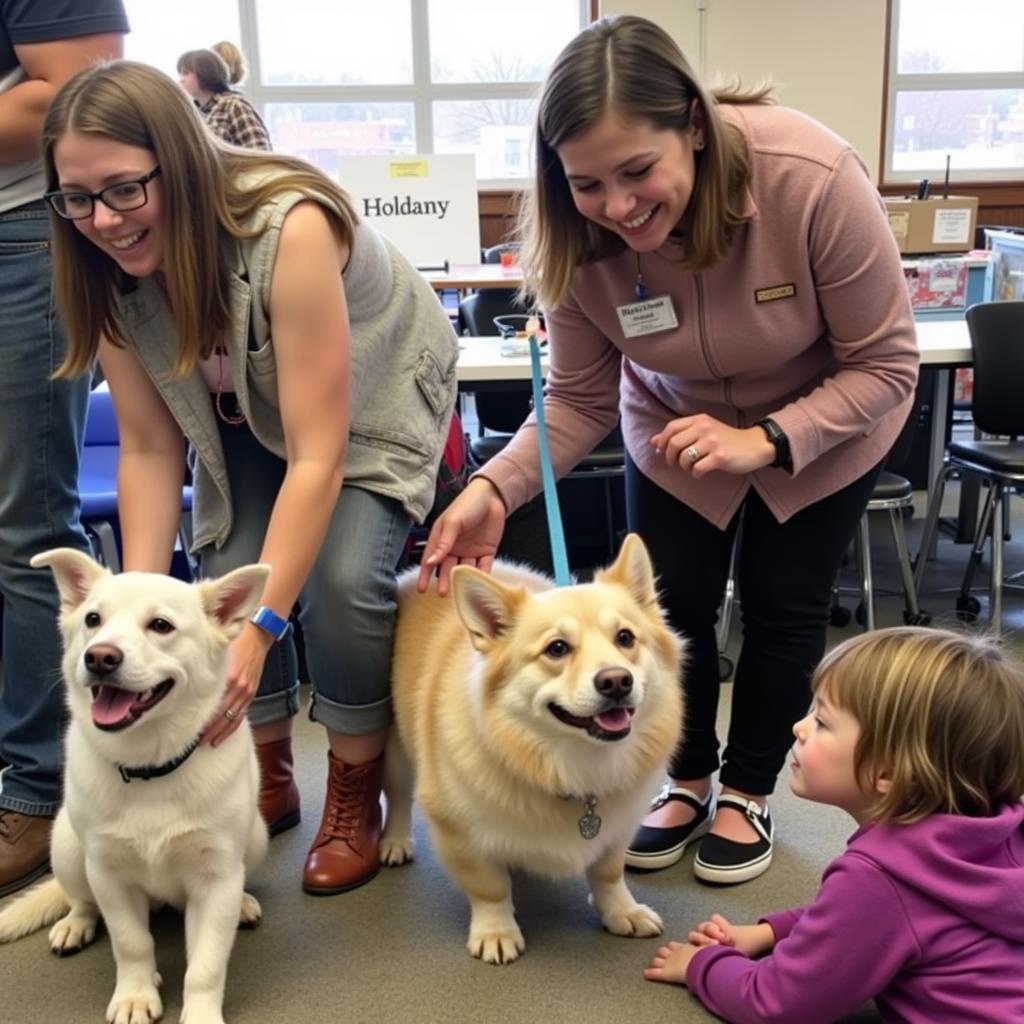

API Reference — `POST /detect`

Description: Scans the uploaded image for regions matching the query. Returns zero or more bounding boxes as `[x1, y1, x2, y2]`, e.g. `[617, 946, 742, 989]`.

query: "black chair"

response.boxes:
[458, 287, 626, 565]
[80, 384, 195, 577]
[458, 289, 533, 462]
[914, 301, 1024, 635]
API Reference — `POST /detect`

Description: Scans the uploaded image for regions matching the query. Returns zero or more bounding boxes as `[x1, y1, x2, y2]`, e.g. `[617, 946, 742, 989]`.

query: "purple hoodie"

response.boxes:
[686, 802, 1024, 1023]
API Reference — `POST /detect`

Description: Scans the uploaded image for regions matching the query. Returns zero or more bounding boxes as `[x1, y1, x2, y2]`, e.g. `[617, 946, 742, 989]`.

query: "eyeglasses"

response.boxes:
[45, 167, 162, 221]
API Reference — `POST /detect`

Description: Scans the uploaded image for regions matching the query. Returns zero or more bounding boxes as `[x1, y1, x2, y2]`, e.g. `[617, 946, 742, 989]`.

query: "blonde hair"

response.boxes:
[212, 40, 246, 86]
[43, 61, 357, 378]
[814, 627, 1024, 824]
[517, 14, 773, 311]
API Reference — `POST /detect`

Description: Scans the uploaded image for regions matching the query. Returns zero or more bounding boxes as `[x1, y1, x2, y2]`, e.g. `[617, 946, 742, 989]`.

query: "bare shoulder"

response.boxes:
[270, 200, 350, 300]
[278, 200, 347, 259]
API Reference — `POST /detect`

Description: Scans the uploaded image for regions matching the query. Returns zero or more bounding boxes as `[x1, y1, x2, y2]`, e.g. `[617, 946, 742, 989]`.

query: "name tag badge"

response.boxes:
[616, 295, 679, 338]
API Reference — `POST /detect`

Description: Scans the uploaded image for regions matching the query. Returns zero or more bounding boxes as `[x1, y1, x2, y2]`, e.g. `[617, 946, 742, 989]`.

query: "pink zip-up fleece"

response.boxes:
[479, 103, 920, 528]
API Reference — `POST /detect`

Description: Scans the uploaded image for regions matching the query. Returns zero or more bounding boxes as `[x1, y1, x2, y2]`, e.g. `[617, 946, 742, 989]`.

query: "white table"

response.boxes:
[913, 318, 971, 496]
[456, 336, 547, 384]
[457, 318, 972, 494]
[423, 263, 524, 293]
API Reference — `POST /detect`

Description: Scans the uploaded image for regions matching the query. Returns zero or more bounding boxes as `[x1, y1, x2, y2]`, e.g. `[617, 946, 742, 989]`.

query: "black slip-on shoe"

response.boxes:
[693, 794, 774, 885]
[625, 785, 715, 871]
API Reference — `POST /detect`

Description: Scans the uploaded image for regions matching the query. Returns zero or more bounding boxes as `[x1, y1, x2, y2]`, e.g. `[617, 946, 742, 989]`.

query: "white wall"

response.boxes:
[599, 0, 888, 179]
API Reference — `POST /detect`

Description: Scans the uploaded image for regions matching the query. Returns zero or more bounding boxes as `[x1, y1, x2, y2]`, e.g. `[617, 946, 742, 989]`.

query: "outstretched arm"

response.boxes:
[99, 339, 187, 574]
[688, 915, 777, 958]
[205, 200, 350, 744]
[644, 916, 776, 988]
[683, 856, 918, 1024]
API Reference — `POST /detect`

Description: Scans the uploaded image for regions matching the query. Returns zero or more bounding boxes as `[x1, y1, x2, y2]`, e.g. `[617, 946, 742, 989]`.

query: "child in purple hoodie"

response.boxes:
[644, 626, 1024, 1023]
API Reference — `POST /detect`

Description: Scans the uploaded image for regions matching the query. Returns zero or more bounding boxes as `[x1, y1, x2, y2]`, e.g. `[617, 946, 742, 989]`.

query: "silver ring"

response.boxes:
[685, 445, 701, 463]
[224, 708, 238, 721]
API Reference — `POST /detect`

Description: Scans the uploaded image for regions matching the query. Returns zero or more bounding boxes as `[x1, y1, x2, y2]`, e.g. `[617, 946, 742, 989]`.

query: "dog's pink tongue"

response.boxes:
[91, 685, 138, 728]
[594, 707, 631, 733]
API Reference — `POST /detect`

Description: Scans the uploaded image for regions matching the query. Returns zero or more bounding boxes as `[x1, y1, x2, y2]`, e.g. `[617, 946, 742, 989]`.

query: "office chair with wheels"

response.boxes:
[914, 300, 1024, 635]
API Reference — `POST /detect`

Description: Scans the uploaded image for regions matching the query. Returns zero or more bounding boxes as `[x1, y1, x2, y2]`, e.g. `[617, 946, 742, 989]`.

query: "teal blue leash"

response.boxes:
[527, 324, 572, 587]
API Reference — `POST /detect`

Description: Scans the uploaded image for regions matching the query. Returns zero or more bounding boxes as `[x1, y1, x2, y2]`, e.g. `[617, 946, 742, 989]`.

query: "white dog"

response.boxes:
[0, 549, 270, 1024]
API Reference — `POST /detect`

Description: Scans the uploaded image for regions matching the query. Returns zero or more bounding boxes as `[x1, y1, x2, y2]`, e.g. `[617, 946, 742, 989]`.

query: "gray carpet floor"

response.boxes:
[3, 480, 1022, 1024]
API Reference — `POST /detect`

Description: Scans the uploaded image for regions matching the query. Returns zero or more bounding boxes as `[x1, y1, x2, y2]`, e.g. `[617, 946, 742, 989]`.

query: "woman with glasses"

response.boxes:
[42, 60, 458, 896]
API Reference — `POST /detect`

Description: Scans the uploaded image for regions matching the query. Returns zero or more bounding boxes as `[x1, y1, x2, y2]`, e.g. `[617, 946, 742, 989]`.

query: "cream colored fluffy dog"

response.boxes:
[381, 534, 684, 964]
[0, 549, 270, 1024]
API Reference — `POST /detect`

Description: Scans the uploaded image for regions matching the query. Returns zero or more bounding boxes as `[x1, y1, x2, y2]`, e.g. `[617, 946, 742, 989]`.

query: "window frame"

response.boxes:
[882, 0, 1024, 186]
[235, 0, 596, 187]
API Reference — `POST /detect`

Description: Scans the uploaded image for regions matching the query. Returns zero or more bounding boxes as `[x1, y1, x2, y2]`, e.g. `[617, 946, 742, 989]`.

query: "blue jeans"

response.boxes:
[199, 416, 411, 735]
[0, 202, 90, 816]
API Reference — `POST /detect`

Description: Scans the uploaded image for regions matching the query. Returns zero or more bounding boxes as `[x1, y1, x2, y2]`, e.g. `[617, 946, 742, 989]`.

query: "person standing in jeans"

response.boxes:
[0, 0, 128, 896]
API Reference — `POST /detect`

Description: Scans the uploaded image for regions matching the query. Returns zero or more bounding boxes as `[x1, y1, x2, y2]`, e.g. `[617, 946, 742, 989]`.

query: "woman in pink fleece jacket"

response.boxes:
[418, 15, 919, 884]
[645, 627, 1024, 1023]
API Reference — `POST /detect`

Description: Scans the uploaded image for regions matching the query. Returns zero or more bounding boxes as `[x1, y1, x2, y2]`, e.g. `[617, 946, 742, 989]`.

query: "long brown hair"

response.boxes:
[517, 15, 773, 310]
[43, 61, 357, 378]
[814, 627, 1024, 824]
[177, 49, 231, 95]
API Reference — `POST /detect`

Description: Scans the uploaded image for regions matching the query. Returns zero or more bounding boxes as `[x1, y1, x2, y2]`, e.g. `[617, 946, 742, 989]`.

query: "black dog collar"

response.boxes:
[117, 739, 200, 783]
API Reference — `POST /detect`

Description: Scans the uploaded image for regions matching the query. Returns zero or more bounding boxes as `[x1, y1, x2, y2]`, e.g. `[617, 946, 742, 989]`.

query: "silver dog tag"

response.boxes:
[578, 797, 601, 840]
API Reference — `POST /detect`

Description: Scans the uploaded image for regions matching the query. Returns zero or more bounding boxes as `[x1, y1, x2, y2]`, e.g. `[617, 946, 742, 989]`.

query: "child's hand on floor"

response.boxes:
[643, 940, 701, 986]
[689, 914, 776, 958]
[689, 913, 736, 948]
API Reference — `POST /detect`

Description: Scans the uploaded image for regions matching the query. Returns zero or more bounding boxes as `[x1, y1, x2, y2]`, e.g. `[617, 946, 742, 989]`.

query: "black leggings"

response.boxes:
[625, 456, 881, 795]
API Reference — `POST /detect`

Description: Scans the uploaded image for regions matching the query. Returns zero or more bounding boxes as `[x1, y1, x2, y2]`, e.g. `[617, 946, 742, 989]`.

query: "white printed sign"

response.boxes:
[932, 209, 973, 246]
[338, 154, 481, 265]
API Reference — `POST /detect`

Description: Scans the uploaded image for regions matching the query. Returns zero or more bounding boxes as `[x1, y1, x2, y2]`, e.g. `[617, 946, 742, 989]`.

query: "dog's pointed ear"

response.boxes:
[199, 564, 271, 638]
[595, 533, 658, 609]
[452, 566, 523, 652]
[30, 547, 108, 612]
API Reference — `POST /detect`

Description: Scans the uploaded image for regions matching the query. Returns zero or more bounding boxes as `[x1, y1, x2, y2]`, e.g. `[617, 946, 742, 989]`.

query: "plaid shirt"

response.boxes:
[199, 91, 271, 151]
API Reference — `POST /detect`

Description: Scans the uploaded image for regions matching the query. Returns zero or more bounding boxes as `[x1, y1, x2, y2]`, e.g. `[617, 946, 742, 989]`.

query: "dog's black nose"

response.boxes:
[84, 644, 123, 677]
[593, 667, 633, 702]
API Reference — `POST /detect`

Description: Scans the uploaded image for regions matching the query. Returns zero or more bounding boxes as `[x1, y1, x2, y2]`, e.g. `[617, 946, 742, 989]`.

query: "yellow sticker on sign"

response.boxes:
[389, 160, 429, 178]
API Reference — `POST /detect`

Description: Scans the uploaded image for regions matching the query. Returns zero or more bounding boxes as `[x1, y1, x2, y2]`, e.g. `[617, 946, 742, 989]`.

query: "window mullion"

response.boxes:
[410, 0, 433, 153]
[237, 0, 261, 102]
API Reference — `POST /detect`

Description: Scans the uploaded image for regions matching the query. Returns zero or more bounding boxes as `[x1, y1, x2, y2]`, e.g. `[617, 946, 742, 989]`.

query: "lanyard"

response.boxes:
[528, 324, 571, 587]
[635, 253, 647, 300]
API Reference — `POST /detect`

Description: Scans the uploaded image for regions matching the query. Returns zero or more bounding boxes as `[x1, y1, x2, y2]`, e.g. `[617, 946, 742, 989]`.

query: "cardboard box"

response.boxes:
[883, 195, 979, 254]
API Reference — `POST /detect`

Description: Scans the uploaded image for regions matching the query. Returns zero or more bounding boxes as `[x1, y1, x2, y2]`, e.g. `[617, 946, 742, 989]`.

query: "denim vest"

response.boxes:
[115, 191, 458, 551]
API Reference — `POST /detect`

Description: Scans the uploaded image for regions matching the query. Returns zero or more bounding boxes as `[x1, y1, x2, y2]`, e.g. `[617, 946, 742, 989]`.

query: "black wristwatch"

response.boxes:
[755, 418, 792, 470]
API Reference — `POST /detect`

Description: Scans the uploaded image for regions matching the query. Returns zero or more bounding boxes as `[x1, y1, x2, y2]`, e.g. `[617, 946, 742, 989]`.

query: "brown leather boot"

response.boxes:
[302, 752, 382, 895]
[254, 737, 301, 837]
[0, 810, 52, 898]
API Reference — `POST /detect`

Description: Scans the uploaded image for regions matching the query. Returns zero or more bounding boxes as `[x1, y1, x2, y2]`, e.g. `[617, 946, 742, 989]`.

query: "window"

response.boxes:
[125, 0, 590, 185]
[123, 1, 241, 76]
[885, 0, 1024, 182]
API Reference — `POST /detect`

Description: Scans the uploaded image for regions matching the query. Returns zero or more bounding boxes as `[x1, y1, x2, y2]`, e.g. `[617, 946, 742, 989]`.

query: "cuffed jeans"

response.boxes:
[199, 416, 411, 736]
[0, 201, 90, 816]
[625, 455, 880, 795]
